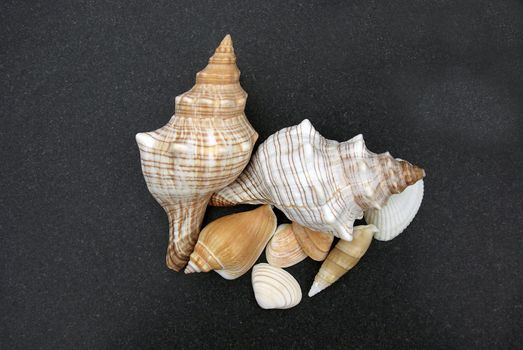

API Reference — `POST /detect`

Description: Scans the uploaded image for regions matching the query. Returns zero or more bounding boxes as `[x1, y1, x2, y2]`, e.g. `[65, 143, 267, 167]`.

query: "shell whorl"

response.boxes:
[210, 119, 425, 242]
[136, 35, 258, 272]
[175, 34, 246, 119]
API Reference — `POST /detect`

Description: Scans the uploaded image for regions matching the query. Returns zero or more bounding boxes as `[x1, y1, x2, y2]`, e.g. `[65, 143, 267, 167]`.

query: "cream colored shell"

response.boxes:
[252, 263, 302, 309]
[365, 179, 424, 241]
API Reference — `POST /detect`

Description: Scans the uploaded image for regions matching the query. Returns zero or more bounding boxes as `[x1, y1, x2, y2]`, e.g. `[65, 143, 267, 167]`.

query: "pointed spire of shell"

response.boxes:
[174, 34, 246, 119]
[195, 34, 240, 84]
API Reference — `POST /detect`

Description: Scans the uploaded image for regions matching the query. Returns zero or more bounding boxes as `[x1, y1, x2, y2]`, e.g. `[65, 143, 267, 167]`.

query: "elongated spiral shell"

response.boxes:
[365, 179, 424, 241]
[309, 225, 378, 297]
[136, 35, 258, 271]
[211, 119, 424, 242]
[252, 263, 302, 309]
[265, 224, 307, 268]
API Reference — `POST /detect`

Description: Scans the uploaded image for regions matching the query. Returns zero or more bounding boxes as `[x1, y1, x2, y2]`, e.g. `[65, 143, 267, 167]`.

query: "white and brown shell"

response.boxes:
[265, 224, 307, 268]
[185, 205, 277, 279]
[252, 263, 302, 309]
[365, 179, 424, 241]
[309, 225, 378, 297]
[211, 119, 424, 242]
[136, 35, 258, 271]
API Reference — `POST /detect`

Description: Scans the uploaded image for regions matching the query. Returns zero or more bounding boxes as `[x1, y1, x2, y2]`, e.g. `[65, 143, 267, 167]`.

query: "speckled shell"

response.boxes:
[252, 263, 302, 309]
[136, 35, 258, 271]
[211, 119, 424, 242]
[308, 225, 378, 297]
[185, 205, 277, 279]
[265, 224, 307, 268]
[365, 179, 424, 241]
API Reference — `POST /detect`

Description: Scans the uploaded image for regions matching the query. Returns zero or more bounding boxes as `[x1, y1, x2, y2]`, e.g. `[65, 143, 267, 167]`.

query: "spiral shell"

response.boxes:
[136, 35, 258, 271]
[265, 224, 307, 268]
[252, 263, 302, 309]
[365, 179, 424, 241]
[308, 225, 378, 297]
[211, 119, 425, 242]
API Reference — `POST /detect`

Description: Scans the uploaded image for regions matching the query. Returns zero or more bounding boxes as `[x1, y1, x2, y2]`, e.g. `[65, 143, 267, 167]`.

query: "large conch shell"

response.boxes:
[291, 222, 333, 261]
[185, 205, 277, 279]
[308, 225, 378, 297]
[211, 119, 425, 242]
[365, 179, 424, 241]
[136, 35, 258, 271]
[265, 224, 307, 268]
[252, 263, 302, 309]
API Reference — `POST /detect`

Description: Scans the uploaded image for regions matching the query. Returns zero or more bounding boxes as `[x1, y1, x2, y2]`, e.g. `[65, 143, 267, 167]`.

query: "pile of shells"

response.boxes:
[136, 35, 426, 309]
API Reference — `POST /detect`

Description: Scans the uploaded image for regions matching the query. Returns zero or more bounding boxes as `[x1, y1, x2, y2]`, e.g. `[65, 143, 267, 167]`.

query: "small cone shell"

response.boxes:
[308, 225, 378, 297]
[292, 222, 334, 261]
[185, 205, 277, 279]
[265, 224, 307, 268]
[136, 35, 258, 271]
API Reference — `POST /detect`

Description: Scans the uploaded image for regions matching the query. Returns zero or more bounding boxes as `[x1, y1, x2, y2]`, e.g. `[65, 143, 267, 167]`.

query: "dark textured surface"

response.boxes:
[1, 1, 522, 349]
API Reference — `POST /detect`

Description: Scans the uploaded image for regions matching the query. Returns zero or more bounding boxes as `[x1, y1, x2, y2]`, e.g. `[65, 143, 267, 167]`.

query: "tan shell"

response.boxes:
[185, 205, 277, 279]
[265, 224, 307, 268]
[252, 263, 302, 309]
[210, 119, 424, 242]
[308, 225, 378, 297]
[135, 35, 258, 271]
[291, 222, 334, 261]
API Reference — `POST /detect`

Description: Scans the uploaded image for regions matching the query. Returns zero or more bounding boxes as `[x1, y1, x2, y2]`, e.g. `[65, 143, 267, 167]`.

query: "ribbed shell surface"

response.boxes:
[211, 119, 424, 242]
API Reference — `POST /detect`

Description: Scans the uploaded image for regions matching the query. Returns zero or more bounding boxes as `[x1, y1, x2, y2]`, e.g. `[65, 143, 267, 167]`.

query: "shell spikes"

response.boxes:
[308, 225, 378, 297]
[185, 205, 277, 279]
[211, 119, 425, 242]
[136, 35, 258, 271]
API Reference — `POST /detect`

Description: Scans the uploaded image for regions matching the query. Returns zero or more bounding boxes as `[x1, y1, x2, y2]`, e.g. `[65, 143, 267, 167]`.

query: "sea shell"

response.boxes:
[185, 205, 277, 279]
[265, 224, 307, 268]
[135, 35, 258, 271]
[211, 119, 425, 242]
[252, 263, 302, 309]
[308, 225, 378, 297]
[365, 179, 424, 241]
[291, 222, 333, 261]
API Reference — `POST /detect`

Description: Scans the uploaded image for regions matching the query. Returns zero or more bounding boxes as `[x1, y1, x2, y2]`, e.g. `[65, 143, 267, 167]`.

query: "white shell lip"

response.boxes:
[135, 132, 156, 148]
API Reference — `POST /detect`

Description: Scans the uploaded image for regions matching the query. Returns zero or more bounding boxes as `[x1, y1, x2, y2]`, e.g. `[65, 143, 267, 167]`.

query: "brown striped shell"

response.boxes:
[136, 35, 258, 271]
[210, 119, 424, 242]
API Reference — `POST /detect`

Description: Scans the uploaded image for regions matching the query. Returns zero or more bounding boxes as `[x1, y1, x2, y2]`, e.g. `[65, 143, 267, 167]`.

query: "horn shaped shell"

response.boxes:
[136, 35, 258, 271]
[252, 263, 302, 309]
[265, 224, 307, 268]
[291, 222, 333, 261]
[185, 205, 277, 279]
[211, 119, 424, 241]
[365, 179, 424, 241]
[308, 225, 378, 297]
